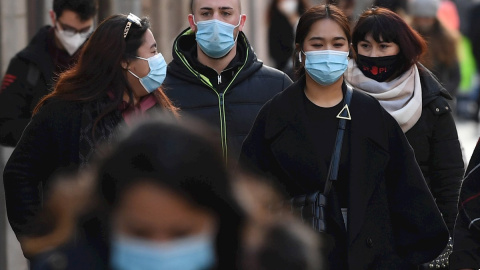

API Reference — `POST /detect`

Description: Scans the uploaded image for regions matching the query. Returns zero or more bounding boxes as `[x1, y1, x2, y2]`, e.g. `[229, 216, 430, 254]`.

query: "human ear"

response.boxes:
[188, 14, 197, 32]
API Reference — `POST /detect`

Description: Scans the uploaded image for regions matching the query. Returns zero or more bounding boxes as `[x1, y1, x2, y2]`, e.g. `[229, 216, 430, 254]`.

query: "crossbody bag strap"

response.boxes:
[323, 85, 353, 196]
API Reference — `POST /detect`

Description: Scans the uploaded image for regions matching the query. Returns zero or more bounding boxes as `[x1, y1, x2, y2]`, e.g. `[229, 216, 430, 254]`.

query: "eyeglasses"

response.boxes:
[57, 21, 94, 38]
[123, 13, 142, 39]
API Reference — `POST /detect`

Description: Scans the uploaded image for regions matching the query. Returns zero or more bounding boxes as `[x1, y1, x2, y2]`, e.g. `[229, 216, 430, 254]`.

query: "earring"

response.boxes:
[298, 52, 302, 63]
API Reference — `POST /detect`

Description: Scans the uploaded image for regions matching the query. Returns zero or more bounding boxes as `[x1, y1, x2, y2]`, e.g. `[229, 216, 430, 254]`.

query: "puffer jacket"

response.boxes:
[163, 28, 292, 163]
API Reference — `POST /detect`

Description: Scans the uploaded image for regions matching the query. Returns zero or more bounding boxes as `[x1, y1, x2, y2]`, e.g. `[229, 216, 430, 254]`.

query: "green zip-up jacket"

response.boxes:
[163, 28, 292, 164]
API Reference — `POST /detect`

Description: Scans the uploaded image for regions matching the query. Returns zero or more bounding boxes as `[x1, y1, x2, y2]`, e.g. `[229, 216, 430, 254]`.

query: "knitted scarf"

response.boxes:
[345, 59, 422, 132]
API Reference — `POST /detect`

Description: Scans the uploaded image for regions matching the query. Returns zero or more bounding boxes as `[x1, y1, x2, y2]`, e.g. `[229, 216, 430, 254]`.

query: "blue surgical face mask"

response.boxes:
[303, 50, 349, 86]
[194, 16, 242, 59]
[128, 53, 167, 94]
[111, 233, 216, 270]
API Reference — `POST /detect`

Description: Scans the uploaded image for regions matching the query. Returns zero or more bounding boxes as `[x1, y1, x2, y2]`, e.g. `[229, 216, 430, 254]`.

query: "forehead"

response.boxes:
[58, 9, 92, 24]
[305, 19, 347, 41]
[193, 0, 240, 11]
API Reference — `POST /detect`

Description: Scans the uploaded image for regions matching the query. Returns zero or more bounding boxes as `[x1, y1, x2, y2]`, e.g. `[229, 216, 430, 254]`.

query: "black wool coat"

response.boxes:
[240, 78, 449, 270]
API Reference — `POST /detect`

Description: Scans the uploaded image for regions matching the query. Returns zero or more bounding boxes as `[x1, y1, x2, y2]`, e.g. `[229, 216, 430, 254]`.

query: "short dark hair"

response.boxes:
[294, 4, 351, 78]
[352, 7, 427, 80]
[53, 0, 98, 21]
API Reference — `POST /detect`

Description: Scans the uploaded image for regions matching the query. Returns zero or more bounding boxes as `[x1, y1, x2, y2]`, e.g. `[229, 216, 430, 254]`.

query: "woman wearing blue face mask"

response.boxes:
[239, 4, 448, 269]
[26, 115, 245, 270]
[3, 13, 177, 246]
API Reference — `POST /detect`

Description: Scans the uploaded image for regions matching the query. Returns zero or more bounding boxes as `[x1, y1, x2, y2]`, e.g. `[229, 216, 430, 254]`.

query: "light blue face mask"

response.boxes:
[111, 233, 216, 270]
[303, 50, 349, 86]
[194, 16, 241, 59]
[128, 53, 167, 94]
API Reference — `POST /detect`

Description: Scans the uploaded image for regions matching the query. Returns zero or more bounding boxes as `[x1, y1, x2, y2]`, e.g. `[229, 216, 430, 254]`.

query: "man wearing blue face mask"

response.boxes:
[163, 0, 293, 165]
[0, 0, 97, 147]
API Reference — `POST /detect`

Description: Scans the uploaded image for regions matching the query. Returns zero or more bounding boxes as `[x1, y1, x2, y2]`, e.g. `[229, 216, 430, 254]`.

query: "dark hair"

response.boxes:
[294, 4, 351, 78]
[53, 0, 98, 21]
[352, 7, 427, 80]
[34, 14, 176, 134]
[373, 0, 407, 13]
[97, 115, 245, 270]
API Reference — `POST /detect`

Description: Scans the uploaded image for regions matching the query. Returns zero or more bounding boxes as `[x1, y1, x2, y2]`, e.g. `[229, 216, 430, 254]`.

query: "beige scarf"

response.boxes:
[345, 59, 422, 132]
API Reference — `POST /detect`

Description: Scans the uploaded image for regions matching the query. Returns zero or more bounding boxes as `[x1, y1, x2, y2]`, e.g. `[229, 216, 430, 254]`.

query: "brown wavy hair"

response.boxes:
[34, 14, 177, 129]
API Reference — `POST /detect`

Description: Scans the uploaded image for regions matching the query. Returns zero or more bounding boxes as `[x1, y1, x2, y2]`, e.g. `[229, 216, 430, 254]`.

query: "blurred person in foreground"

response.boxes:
[163, 0, 292, 165]
[345, 7, 464, 269]
[240, 4, 448, 269]
[409, 0, 461, 112]
[24, 115, 326, 270]
[3, 13, 176, 248]
[0, 0, 97, 147]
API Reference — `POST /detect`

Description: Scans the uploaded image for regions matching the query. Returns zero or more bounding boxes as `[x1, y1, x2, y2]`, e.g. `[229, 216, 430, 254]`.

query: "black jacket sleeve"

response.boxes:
[428, 104, 464, 233]
[3, 103, 58, 238]
[0, 56, 39, 147]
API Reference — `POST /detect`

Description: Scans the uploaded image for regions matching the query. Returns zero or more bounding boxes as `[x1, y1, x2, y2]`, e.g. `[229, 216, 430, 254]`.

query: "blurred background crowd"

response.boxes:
[0, 0, 479, 269]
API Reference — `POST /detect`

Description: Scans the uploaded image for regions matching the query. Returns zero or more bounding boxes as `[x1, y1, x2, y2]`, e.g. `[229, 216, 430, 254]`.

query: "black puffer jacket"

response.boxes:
[163, 28, 292, 163]
[404, 67, 464, 234]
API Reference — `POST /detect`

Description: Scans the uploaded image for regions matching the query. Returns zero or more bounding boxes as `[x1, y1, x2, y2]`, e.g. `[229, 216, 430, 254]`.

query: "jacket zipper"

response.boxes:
[174, 32, 250, 162]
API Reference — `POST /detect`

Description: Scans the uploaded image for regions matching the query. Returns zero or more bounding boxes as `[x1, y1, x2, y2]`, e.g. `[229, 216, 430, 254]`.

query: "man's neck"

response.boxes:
[197, 45, 237, 74]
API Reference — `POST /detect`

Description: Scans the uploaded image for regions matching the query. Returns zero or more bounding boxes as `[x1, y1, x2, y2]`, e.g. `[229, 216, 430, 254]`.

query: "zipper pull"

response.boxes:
[218, 74, 222, 84]
[219, 93, 224, 106]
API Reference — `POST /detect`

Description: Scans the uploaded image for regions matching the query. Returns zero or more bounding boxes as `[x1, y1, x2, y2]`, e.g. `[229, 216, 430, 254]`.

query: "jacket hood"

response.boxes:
[418, 64, 452, 106]
[167, 27, 263, 88]
[17, 26, 55, 80]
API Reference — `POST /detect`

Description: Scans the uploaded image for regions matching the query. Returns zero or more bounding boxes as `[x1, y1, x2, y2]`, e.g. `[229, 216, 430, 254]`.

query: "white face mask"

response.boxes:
[280, 0, 298, 16]
[55, 23, 93, 55]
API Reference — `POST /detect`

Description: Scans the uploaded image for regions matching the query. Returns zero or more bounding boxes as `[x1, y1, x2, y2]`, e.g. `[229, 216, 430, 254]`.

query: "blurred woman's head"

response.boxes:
[352, 7, 427, 82]
[294, 4, 351, 83]
[97, 115, 244, 270]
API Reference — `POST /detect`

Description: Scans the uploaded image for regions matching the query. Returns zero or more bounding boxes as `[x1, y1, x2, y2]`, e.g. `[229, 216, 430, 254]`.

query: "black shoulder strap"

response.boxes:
[323, 84, 353, 196]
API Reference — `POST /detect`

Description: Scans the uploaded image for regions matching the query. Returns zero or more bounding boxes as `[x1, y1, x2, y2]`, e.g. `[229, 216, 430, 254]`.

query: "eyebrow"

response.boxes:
[58, 21, 91, 32]
[150, 43, 157, 50]
[199, 6, 234, 11]
[308, 36, 347, 41]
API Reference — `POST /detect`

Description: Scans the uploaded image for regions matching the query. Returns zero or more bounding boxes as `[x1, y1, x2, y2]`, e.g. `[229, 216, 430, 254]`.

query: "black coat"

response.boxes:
[405, 68, 464, 233]
[449, 142, 480, 269]
[240, 78, 449, 269]
[163, 29, 292, 163]
[0, 26, 77, 147]
[3, 98, 163, 238]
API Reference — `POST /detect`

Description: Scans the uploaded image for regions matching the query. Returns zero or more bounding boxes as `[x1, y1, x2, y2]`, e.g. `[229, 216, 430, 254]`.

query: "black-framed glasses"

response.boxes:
[57, 21, 94, 38]
[123, 13, 142, 39]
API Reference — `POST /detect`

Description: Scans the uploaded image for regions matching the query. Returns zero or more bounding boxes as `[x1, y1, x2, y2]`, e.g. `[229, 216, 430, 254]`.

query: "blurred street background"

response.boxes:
[1, 0, 479, 269]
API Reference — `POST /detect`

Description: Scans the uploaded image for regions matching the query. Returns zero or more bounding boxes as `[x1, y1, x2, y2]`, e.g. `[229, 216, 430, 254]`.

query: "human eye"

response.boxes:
[334, 42, 346, 48]
[359, 42, 370, 49]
